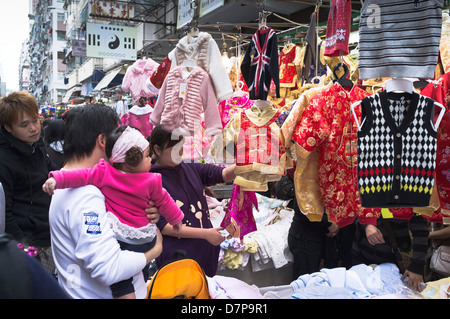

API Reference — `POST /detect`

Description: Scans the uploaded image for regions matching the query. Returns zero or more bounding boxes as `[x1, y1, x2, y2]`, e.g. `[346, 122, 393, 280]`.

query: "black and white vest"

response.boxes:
[357, 90, 437, 208]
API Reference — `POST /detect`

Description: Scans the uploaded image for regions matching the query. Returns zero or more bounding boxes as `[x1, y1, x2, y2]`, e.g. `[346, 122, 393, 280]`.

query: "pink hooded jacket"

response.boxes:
[150, 66, 222, 137]
[122, 58, 159, 99]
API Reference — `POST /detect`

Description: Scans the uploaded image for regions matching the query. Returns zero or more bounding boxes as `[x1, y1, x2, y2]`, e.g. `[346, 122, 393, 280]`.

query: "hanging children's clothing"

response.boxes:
[415, 72, 450, 222]
[149, 56, 172, 89]
[357, 90, 438, 208]
[292, 83, 380, 228]
[150, 65, 222, 137]
[167, 32, 233, 102]
[120, 104, 154, 139]
[241, 27, 280, 100]
[358, 0, 444, 79]
[220, 184, 258, 240]
[324, 0, 352, 57]
[213, 101, 286, 192]
[301, 12, 327, 85]
[281, 82, 333, 222]
[279, 43, 301, 88]
[122, 58, 160, 99]
[115, 100, 129, 118]
[217, 95, 254, 129]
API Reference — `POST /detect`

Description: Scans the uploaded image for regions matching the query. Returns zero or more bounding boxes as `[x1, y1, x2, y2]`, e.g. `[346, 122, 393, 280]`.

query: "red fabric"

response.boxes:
[279, 46, 298, 87]
[420, 72, 450, 223]
[292, 83, 380, 227]
[150, 56, 171, 89]
[324, 0, 352, 57]
[236, 109, 285, 168]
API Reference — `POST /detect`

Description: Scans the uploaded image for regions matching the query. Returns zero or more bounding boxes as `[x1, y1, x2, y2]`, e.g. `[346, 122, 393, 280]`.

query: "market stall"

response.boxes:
[117, 1, 450, 299]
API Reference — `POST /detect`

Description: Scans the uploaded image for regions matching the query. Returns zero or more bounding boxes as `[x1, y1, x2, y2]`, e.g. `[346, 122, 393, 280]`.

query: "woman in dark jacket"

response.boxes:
[0, 92, 58, 273]
[43, 119, 65, 169]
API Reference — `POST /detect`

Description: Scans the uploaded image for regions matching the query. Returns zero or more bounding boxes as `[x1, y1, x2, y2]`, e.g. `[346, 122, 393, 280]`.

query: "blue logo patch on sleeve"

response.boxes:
[83, 211, 102, 235]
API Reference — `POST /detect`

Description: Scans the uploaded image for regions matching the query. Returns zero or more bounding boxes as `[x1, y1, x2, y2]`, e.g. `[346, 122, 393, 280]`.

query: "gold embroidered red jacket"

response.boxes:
[292, 83, 380, 227]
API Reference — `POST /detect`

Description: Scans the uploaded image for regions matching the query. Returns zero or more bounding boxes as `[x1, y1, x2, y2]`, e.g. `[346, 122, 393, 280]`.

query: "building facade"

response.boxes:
[28, 0, 67, 106]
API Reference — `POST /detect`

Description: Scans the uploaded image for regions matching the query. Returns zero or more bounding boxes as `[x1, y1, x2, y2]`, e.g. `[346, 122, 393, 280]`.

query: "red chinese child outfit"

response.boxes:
[292, 83, 380, 228]
[417, 72, 450, 223]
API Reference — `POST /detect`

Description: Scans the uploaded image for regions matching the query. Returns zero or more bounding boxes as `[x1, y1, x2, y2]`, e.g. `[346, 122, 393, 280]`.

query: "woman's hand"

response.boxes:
[204, 227, 226, 246]
[402, 270, 425, 292]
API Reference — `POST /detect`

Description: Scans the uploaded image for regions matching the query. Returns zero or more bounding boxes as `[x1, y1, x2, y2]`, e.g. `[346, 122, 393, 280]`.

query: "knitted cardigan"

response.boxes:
[168, 32, 233, 102]
[122, 58, 159, 99]
[241, 27, 280, 100]
[150, 66, 222, 137]
[357, 90, 438, 208]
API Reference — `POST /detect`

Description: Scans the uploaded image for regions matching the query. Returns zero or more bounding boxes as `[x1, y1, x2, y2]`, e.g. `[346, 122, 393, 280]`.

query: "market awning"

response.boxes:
[93, 66, 123, 92]
[62, 86, 81, 103]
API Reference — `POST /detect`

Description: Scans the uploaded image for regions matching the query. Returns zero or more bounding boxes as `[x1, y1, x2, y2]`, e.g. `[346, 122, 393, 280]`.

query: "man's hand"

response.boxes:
[145, 200, 160, 224]
[365, 224, 385, 245]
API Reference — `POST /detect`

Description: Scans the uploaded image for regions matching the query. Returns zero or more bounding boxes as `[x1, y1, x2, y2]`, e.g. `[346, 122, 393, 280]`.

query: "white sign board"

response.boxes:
[86, 23, 137, 60]
[177, 0, 194, 29]
[200, 0, 224, 17]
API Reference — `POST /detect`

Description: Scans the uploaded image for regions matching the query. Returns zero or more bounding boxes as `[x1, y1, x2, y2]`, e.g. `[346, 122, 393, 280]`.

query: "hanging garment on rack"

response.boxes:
[281, 82, 333, 221]
[212, 103, 286, 191]
[415, 72, 450, 222]
[115, 100, 129, 118]
[122, 58, 160, 99]
[168, 32, 233, 102]
[357, 90, 438, 208]
[279, 43, 301, 88]
[150, 65, 222, 137]
[302, 12, 327, 84]
[220, 184, 258, 240]
[149, 55, 172, 89]
[440, 13, 450, 73]
[292, 83, 380, 228]
[120, 104, 154, 139]
[241, 27, 280, 100]
[358, 0, 444, 80]
[324, 0, 352, 57]
[217, 95, 254, 128]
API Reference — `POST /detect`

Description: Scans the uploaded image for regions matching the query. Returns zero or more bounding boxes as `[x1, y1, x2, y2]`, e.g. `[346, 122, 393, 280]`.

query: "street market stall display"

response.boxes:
[83, 2, 450, 299]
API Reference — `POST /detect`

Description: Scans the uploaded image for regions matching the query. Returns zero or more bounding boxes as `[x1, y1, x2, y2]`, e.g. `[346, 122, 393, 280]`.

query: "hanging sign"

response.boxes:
[72, 40, 86, 56]
[199, 0, 224, 17]
[86, 22, 137, 60]
[177, 0, 194, 29]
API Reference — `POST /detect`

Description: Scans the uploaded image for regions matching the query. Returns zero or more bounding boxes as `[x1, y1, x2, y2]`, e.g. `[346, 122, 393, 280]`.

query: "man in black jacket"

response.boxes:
[0, 92, 58, 274]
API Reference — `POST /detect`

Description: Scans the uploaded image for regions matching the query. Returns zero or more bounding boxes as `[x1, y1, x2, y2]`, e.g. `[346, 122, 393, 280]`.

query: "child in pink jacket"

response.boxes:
[43, 125, 183, 298]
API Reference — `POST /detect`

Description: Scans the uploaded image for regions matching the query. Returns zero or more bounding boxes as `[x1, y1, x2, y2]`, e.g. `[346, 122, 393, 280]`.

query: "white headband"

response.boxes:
[109, 126, 149, 164]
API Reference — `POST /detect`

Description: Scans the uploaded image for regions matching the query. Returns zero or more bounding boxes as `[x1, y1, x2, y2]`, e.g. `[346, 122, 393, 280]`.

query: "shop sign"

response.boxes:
[177, 0, 224, 29]
[86, 22, 137, 60]
[72, 40, 86, 56]
[90, 0, 135, 19]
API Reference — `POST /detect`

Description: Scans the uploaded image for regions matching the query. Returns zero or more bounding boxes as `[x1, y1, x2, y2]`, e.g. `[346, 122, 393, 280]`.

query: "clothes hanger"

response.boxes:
[181, 58, 196, 72]
[333, 62, 353, 88]
[413, 78, 430, 89]
[351, 78, 445, 130]
[232, 81, 248, 98]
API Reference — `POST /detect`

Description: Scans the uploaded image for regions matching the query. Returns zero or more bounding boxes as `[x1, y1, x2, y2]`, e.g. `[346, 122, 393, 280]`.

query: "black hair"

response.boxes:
[105, 125, 143, 167]
[148, 125, 182, 157]
[63, 104, 120, 161]
[43, 119, 65, 145]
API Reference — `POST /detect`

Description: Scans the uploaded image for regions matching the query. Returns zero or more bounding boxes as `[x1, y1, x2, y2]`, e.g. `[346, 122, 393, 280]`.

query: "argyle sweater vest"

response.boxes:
[357, 90, 438, 208]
